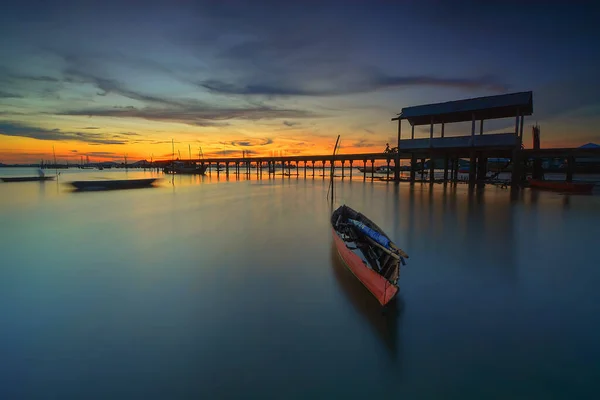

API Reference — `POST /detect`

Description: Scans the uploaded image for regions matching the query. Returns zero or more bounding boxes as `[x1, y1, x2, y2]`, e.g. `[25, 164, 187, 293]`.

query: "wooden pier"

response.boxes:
[156, 91, 600, 188]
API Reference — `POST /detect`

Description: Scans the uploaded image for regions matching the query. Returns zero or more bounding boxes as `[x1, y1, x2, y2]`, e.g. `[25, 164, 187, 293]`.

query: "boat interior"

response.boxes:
[331, 205, 401, 283]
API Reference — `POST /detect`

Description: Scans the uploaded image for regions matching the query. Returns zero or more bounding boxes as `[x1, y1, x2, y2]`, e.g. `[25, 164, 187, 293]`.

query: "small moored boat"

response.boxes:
[163, 161, 207, 175]
[69, 178, 158, 191]
[528, 178, 594, 193]
[1, 176, 56, 182]
[357, 166, 380, 174]
[331, 204, 409, 306]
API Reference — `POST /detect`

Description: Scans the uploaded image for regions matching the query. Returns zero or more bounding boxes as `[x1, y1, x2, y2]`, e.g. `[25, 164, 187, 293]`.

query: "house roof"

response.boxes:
[392, 91, 533, 126]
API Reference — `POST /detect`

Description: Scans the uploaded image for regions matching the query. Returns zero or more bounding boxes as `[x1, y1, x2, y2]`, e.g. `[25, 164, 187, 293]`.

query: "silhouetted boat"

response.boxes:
[527, 178, 594, 193]
[1, 176, 55, 182]
[331, 204, 409, 306]
[69, 178, 158, 191]
[163, 161, 207, 175]
[357, 166, 380, 173]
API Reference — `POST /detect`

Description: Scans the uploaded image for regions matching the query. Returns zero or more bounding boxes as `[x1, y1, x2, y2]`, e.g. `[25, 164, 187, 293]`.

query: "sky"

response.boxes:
[1, 0, 599, 163]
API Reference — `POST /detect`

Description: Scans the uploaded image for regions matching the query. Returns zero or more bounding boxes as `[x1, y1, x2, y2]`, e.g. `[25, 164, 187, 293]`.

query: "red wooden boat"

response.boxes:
[528, 178, 594, 193]
[331, 205, 409, 306]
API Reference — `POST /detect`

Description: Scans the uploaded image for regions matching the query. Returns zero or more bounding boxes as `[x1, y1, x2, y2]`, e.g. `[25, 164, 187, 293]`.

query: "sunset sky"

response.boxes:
[1, 0, 599, 163]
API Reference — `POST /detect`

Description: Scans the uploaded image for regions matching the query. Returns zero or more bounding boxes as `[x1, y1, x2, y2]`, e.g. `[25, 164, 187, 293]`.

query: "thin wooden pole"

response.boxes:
[429, 119, 434, 141]
[52, 145, 58, 177]
[328, 135, 341, 202]
[395, 119, 401, 181]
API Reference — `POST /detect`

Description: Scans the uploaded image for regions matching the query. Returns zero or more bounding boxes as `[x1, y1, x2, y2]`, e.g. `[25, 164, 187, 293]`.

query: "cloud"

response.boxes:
[0, 66, 64, 100]
[62, 65, 183, 107]
[50, 60, 321, 125]
[364, 128, 375, 134]
[149, 140, 175, 144]
[83, 126, 99, 129]
[86, 151, 120, 157]
[0, 111, 28, 116]
[58, 104, 318, 126]
[283, 121, 300, 127]
[219, 138, 273, 147]
[0, 121, 127, 144]
[0, 66, 62, 85]
[353, 139, 379, 148]
[208, 149, 259, 156]
[4, 72, 61, 83]
[199, 74, 507, 97]
[533, 76, 600, 120]
[0, 90, 23, 98]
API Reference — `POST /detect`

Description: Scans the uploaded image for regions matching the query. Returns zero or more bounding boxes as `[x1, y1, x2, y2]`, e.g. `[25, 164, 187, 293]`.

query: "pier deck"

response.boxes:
[156, 91, 598, 188]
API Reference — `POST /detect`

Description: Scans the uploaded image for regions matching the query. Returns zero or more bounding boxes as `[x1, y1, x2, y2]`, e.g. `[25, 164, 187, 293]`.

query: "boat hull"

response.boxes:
[163, 164, 207, 175]
[332, 227, 398, 306]
[1, 176, 55, 182]
[357, 166, 379, 173]
[528, 179, 594, 193]
[70, 178, 158, 191]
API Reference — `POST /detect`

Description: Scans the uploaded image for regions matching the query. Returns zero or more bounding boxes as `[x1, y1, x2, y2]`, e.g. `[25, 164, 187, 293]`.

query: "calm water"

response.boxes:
[1, 168, 599, 399]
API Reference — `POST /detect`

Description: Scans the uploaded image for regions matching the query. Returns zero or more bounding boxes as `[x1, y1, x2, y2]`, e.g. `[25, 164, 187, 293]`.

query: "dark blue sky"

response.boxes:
[1, 0, 598, 161]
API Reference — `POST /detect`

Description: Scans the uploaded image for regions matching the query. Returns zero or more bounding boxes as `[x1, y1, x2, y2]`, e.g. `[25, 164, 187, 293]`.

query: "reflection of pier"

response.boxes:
[398, 184, 518, 283]
[330, 244, 403, 362]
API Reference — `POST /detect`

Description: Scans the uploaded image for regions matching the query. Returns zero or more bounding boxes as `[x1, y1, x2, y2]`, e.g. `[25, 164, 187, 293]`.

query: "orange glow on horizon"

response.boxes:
[0, 134, 391, 164]
[0, 122, 595, 164]
[0, 136, 593, 164]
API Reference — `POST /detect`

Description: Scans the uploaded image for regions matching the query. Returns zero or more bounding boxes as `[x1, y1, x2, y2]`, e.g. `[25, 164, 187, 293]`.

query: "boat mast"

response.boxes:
[171, 138, 175, 184]
[52, 145, 58, 177]
[327, 135, 341, 203]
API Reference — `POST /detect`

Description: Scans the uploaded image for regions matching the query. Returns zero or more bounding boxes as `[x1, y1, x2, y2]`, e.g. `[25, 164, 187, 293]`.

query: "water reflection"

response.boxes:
[330, 243, 403, 363]
[399, 183, 518, 283]
[38, 179, 47, 198]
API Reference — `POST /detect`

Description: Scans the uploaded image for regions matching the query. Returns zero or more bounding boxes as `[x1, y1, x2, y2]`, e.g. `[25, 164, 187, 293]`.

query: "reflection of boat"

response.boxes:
[69, 178, 158, 191]
[527, 178, 594, 193]
[1, 176, 55, 182]
[163, 161, 207, 175]
[331, 204, 409, 306]
[330, 244, 402, 357]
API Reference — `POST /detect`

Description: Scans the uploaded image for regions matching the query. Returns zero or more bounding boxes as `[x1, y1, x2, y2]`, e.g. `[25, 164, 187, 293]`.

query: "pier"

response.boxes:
[157, 91, 600, 189]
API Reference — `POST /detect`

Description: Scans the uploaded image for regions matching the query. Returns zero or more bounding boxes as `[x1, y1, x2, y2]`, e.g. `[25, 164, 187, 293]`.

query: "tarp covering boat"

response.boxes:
[348, 219, 390, 248]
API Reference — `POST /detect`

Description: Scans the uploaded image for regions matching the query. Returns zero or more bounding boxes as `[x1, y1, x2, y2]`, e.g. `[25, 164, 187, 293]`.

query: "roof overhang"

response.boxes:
[392, 91, 533, 125]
